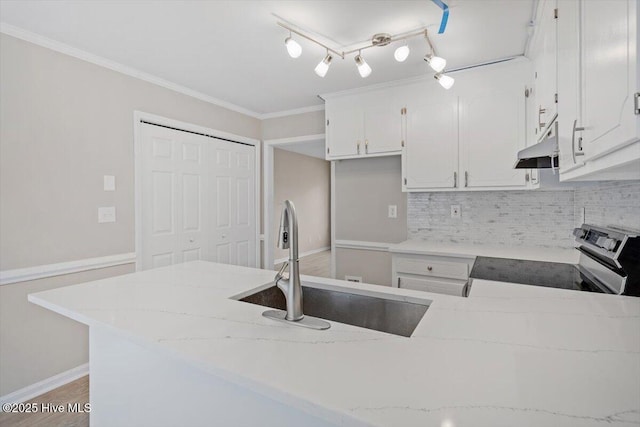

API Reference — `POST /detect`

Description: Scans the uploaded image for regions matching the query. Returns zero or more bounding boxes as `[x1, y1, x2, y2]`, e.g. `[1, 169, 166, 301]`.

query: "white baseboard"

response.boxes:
[334, 240, 390, 252]
[0, 363, 89, 407]
[0, 252, 136, 286]
[273, 246, 330, 265]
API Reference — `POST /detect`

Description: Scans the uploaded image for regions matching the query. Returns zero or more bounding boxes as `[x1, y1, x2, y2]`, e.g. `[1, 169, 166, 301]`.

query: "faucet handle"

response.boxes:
[274, 261, 288, 283]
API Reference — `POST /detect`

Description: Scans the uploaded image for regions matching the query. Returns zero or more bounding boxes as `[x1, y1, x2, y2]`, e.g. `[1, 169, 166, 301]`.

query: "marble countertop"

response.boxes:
[390, 240, 580, 264]
[29, 261, 640, 426]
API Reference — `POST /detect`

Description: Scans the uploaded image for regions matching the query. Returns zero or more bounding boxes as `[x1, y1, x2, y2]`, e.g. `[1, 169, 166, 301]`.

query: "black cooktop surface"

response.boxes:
[470, 257, 609, 293]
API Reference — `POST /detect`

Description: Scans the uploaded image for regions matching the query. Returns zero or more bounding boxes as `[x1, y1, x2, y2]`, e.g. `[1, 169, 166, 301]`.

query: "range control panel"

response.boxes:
[574, 226, 621, 252]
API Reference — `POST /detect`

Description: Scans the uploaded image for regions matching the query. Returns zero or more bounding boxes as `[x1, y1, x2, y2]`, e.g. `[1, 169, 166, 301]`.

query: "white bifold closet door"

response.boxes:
[139, 123, 255, 270]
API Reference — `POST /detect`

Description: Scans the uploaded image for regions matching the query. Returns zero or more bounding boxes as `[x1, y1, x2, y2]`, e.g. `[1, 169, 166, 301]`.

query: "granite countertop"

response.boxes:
[390, 240, 580, 264]
[29, 261, 640, 426]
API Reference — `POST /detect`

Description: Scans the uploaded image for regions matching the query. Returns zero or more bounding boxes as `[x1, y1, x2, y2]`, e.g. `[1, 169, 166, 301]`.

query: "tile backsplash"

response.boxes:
[408, 181, 640, 249]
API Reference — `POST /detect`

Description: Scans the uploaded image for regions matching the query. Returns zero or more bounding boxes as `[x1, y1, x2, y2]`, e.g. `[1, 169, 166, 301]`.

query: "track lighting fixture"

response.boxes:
[424, 54, 446, 73]
[394, 44, 410, 62]
[277, 21, 451, 89]
[315, 52, 333, 78]
[284, 32, 302, 58]
[354, 52, 372, 78]
[435, 73, 455, 89]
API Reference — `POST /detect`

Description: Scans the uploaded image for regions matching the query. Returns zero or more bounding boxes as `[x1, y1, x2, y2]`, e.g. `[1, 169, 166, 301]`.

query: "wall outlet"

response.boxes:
[388, 205, 397, 218]
[345, 276, 362, 283]
[98, 206, 116, 223]
[103, 175, 116, 191]
[451, 205, 461, 219]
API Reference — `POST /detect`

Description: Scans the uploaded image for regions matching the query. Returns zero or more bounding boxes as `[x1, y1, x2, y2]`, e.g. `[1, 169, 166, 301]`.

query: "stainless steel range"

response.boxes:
[469, 224, 640, 296]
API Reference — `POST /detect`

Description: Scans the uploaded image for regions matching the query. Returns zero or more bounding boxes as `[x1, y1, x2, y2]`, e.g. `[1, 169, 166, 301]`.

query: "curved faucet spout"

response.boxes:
[275, 200, 303, 321]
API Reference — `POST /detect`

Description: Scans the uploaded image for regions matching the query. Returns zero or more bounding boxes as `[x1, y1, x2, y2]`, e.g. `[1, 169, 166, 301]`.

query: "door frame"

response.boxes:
[133, 111, 261, 271]
[262, 134, 330, 272]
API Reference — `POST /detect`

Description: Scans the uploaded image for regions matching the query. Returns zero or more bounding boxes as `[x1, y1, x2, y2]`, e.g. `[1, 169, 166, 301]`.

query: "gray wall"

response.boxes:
[408, 181, 640, 246]
[273, 148, 330, 261]
[0, 34, 260, 396]
[334, 156, 406, 286]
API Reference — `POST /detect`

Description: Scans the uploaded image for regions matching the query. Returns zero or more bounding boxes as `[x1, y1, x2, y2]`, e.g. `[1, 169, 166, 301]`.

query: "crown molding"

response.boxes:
[0, 22, 264, 119]
[260, 104, 325, 120]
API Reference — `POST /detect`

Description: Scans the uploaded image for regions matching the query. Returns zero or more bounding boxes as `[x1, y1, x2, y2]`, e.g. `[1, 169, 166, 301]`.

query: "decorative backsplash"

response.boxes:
[574, 181, 640, 231]
[408, 181, 640, 249]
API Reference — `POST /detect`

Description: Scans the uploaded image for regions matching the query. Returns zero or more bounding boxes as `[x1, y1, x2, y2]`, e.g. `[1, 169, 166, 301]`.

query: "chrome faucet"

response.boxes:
[274, 200, 303, 321]
[262, 200, 330, 330]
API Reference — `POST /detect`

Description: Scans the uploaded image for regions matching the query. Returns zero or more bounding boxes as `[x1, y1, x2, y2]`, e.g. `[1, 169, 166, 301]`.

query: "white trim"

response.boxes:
[0, 253, 135, 286]
[0, 363, 89, 406]
[330, 162, 336, 279]
[260, 104, 325, 120]
[334, 240, 390, 252]
[0, 23, 263, 119]
[262, 134, 328, 269]
[273, 246, 330, 265]
[133, 111, 261, 271]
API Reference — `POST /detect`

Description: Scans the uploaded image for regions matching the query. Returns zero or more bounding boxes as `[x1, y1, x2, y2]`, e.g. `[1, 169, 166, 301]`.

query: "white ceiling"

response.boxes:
[0, 0, 534, 116]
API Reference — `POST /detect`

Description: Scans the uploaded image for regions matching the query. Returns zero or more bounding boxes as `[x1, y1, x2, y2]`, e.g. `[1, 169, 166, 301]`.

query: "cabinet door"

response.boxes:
[581, 0, 638, 154]
[403, 95, 459, 190]
[459, 84, 528, 188]
[362, 92, 403, 155]
[325, 100, 362, 159]
[532, 0, 558, 128]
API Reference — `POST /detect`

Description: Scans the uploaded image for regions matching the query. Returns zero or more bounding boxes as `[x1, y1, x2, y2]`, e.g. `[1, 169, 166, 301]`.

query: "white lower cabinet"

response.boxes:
[392, 253, 474, 297]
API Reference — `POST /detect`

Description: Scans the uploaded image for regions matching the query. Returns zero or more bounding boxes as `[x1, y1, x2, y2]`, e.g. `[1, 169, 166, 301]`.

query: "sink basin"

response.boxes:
[238, 284, 429, 337]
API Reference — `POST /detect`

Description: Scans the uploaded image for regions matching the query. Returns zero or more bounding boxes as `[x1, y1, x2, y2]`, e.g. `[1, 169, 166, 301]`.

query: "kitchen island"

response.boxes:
[29, 261, 640, 427]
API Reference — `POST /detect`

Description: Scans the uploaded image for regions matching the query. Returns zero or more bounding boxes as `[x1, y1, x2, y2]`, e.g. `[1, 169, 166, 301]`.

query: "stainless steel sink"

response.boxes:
[239, 285, 429, 337]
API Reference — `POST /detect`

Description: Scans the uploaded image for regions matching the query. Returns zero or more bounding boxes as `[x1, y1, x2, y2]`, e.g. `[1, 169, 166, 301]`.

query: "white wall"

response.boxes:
[0, 33, 260, 397]
[273, 149, 330, 262]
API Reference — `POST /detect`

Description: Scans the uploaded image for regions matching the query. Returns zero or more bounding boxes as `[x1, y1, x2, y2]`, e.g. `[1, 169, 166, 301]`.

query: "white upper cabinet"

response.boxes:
[580, 0, 637, 155]
[531, 0, 558, 129]
[458, 63, 529, 189]
[325, 90, 402, 160]
[325, 98, 361, 158]
[555, 0, 639, 180]
[403, 87, 458, 190]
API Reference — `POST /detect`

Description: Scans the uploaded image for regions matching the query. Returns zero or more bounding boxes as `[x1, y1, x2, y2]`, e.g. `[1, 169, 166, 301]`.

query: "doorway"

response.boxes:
[134, 112, 260, 270]
[263, 134, 331, 278]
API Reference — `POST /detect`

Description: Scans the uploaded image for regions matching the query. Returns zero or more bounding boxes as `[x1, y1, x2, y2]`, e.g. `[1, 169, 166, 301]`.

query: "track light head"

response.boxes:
[354, 53, 372, 78]
[425, 54, 446, 73]
[315, 53, 333, 78]
[285, 36, 302, 58]
[435, 73, 455, 89]
[394, 45, 410, 62]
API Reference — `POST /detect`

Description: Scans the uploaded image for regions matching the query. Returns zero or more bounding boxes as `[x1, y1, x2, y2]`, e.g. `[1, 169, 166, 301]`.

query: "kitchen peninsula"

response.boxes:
[29, 261, 640, 427]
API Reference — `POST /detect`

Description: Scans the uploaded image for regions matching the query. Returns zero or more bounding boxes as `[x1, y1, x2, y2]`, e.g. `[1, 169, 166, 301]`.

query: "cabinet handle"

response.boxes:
[397, 277, 400, 287]
[453, 171, 457, 188]
[464, 171, 468, 187]
[538, 106, 547, 130]
[357, 141, 360, 155]
[571, 119, 585, 164]
[365, 139, 368, 154]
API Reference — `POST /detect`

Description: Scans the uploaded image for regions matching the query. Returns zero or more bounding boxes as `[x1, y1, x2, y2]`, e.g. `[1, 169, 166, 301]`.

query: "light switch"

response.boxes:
[103, 175, 116, 191]
[388, 205, 397, 218]
[451, 205, 461, 219]
[98, 206, 116, 223]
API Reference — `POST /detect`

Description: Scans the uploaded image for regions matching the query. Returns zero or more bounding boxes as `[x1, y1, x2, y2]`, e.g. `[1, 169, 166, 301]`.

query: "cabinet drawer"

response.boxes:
[398, 276, 466, 297]
[395, 257, 468, 280]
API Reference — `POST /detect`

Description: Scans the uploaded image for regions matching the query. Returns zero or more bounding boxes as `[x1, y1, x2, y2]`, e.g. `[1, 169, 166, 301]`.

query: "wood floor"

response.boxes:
[275, 250, 331, 278]
[0, 251, 330, 427]
[0, 376, 89, 427]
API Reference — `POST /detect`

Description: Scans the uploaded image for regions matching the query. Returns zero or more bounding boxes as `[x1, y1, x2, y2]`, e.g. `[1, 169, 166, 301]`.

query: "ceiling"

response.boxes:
[0, 0, 534, 116]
